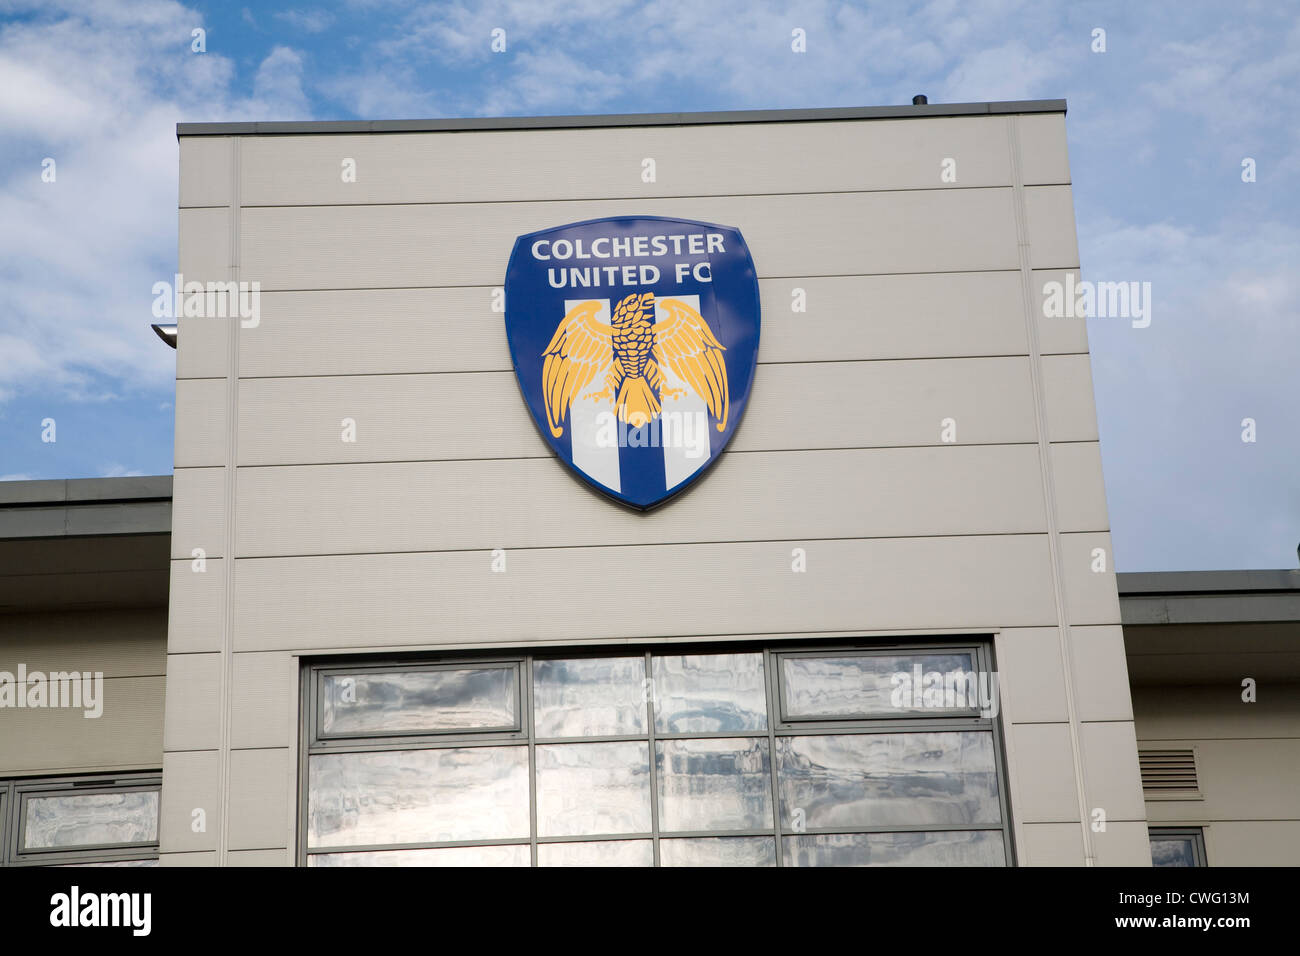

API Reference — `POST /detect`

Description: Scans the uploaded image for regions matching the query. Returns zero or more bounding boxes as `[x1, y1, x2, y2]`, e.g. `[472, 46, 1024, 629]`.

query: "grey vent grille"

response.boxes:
[1139, 749, 1199, 794]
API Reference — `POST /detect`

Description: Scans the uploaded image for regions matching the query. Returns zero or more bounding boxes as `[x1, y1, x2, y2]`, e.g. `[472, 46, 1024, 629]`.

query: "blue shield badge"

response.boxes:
[504, 216, 760, 510]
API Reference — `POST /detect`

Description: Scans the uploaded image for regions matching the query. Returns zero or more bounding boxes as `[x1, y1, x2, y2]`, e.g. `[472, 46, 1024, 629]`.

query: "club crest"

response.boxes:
[504, 216, 761, 510]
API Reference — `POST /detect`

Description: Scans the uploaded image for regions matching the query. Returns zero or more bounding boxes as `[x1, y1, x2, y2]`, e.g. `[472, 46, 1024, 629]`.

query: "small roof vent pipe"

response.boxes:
[912, 94, 928, 105]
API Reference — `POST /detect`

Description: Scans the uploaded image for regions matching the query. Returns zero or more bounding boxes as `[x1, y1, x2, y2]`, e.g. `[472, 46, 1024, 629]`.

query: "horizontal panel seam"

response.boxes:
[223, 531, 1067, 561]
[201, 266, 1037, 291]
[225, 183, 1019, 210]
[208, 442, 1056, 469]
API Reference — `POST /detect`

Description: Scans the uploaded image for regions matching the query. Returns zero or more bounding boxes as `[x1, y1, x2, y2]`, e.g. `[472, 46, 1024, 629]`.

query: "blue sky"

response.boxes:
[0, 0, 1296, 571]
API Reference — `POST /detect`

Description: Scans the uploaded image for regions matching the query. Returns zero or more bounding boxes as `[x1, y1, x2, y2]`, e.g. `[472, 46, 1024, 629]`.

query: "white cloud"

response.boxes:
[248, 45, 312, 119]
[0, 2, 311, 408]
[336, 0, 1080, 119]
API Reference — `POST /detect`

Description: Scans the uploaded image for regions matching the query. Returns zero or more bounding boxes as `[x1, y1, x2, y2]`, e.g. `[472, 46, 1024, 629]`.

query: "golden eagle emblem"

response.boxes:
[541, 291, 729, 437]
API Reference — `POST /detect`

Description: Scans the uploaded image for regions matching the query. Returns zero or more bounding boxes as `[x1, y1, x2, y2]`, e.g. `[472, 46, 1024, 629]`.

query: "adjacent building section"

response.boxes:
[1122, 570, 1300, 866]
[0, 477, 169, 865]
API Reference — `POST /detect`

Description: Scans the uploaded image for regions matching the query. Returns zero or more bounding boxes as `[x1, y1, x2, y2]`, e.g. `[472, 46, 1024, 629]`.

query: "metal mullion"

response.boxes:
[306, 836, 533, 855]
[11, 848, 161, 867]
[0, 783, 9, 867]
[308, 733, 526, 755]
[533, 729, 769, 745]
[764, 648, 785, 866]
[525, 655, 538, 867]
[535, 832, 654, 844]
[645, 650, 661, 867]
[776, 642, 982, 660]
[772, 717, 991, 736]
[317, 722, 521, 743]
[655, 828, 781, 840]
[18, 838, 158, 858]
[14, 775, 162, 795]
[313, 657, 524, 679]
[981, 640, 1016, 867]
[298, 661, 311, 867]
[780, 708, 984, 724]
[795, 823, 1001, 836]
[639, 729, 771, 740]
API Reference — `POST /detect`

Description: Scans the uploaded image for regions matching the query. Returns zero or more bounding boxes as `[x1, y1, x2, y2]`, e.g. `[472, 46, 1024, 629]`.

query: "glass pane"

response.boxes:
[1151, 836, 1197, 867]
[783, 831, 1005, 866]
[308, 747, 529, 847]
[533, 657, 647, 737]
[782, 653, 979, 718]
[656, 738, 773, 832]
[537, 840, 653, 867]
[321, 667, 517, 735]
[535, 741, 651, 837]
[660, 836, 776, 867]
[652, 652, 767, 733]
[308, 845, 529, 867]
[777, 732, 1000, 828]
[23, 791, 159, 850]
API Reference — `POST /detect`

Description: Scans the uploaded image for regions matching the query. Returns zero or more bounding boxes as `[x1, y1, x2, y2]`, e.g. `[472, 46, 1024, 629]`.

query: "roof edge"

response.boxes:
[176, 99, 1067, 138]
[0, 475, 173, 508]
[1117, 569, 1300, 596]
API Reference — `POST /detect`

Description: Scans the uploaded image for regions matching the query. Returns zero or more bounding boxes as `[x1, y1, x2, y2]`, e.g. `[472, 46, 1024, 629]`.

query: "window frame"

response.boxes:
[773, 643, 988, 724]
[0, 772, 162, 867]
[1148, 826, 1208, 867]
[298, 638, 1015, 867]
[313, 659, 525, 742]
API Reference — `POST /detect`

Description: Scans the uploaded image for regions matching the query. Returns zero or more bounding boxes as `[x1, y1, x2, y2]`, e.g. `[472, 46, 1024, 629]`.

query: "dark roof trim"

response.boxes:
[0, 476, 172, 507]
[0, 476, 173, 540]
[1118, 570, 1300, 596]
[1118, 570, 1300, 626]
[177, 99, 1067, 138]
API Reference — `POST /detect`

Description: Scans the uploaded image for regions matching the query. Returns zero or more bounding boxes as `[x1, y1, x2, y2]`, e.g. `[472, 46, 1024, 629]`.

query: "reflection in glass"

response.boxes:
[783, 830, 1005, 866]
[308, 747, 529, 847]
[537, 840, 653, 867]
[656, 738, 772, 832]
[23, 791, 159, 849]
[660, 837, 776, 867]
[652, 653, 767, 733]
[777, 732, 1000, 828]
[1151, 836, 1197, 867]
[782, 653, 976, 717]
[309, 845, 530, 867]
[321, 667, 517, 735]
[533, 657, 647, 737]
[535, 741, 651, 837]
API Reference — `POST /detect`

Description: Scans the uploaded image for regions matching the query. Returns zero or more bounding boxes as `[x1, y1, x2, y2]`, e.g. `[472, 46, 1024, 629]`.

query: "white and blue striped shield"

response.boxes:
[504, 216, 760, 510]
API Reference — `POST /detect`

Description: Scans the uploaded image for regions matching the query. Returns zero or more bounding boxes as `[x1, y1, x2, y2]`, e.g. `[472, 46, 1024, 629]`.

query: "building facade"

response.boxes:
[1, 100, 1293, 867]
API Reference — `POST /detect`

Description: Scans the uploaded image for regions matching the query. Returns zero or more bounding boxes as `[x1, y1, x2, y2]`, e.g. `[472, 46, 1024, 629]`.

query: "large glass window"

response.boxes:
[0, 774, 161, 867]
[301, 642, 1011, 866]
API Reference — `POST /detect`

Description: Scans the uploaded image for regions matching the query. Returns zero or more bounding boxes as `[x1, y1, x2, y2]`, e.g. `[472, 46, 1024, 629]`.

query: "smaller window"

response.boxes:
[776, 649, 983, 721]
[1149, 827, 1207, 867]
[2, 774, 161, 867]
[318, 662, 521, 738]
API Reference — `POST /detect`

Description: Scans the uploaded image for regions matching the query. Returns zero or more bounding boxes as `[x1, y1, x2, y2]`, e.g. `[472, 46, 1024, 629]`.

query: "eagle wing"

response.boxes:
[652, 297, 729, 431]
[541, 300, 614, 437]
